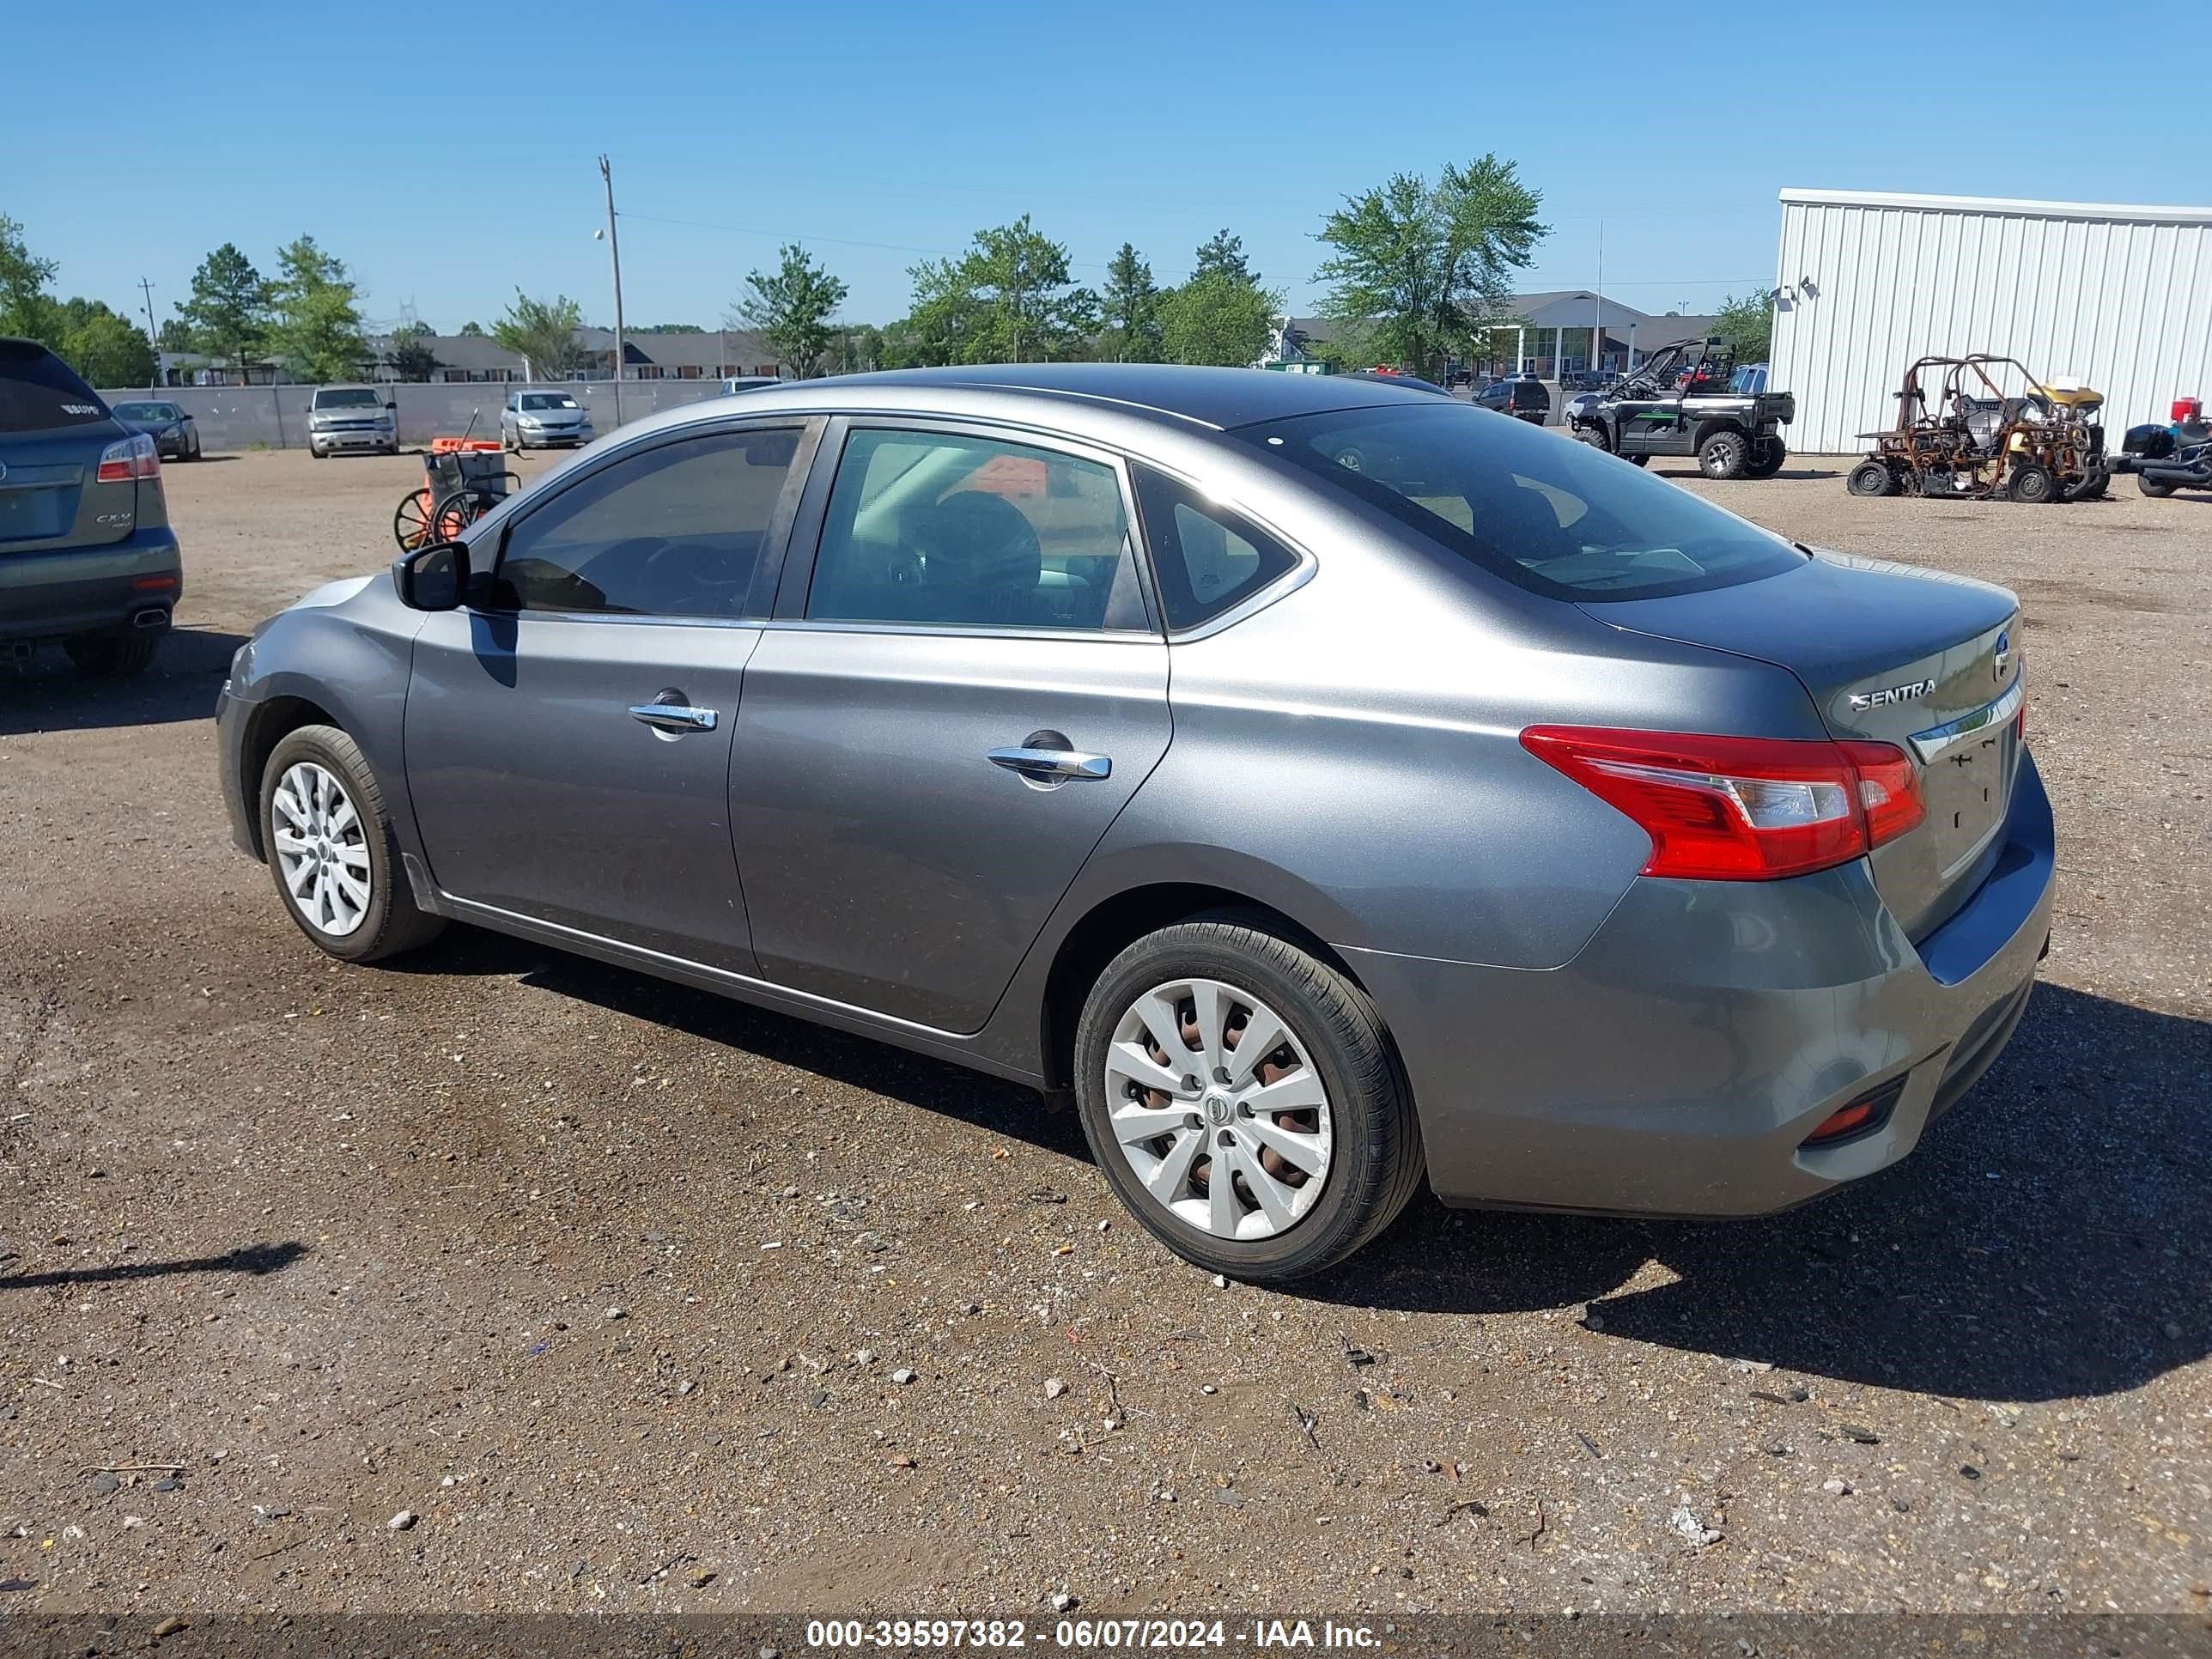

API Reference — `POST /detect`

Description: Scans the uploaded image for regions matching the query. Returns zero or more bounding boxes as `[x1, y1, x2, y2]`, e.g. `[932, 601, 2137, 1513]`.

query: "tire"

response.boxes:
[1746, 437, 1787, 478]
[64, 626, 161, 678]
[310, 444, 327, 460]
[1575, 422, 1612, 453]
[2137, 473, 2177, 499]
[259, 724, 444, 963]
[1626, 453, 1649, 467]
[1697, 428, 1748, 480]
[1072, 911, 1424, 1282]
[1846, 459, 1897, 498]
[2008, 462, 2057, 505]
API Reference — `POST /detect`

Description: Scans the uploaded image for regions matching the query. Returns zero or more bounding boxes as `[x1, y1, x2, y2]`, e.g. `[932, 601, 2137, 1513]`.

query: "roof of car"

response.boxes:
[818, 363, 1451, 429]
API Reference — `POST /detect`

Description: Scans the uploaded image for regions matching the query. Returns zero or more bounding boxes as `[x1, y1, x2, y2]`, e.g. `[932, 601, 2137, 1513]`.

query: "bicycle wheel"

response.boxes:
[393, 489, 435, 550]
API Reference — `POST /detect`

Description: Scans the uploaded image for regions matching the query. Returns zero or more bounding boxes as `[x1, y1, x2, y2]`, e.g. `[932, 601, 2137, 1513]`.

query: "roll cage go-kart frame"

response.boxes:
[1565, 337, 1796, 480]
[1845, 354, 2109, 504]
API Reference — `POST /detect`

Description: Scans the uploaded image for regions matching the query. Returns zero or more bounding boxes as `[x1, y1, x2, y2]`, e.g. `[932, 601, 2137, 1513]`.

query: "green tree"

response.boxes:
[1098, 242, 1162, 362]
[1158, 270, 1280, 368]
[491, 290, 586, 378]
[901, 216, 1097, 365]
[265, 235, 367, 382]
[52, 298, 155, 388]
[176, 242, 270, 376]
[1713, 291, 1774, 362]
[732, 244, 848, 380]
[155, 316, 195, 353]
[459, 319, 485, 337]
[1192, 228, 1255, 284]
[0, 214, 59, 338]
[386, 321, 440, 381]
[1314, 155, 1547, 379]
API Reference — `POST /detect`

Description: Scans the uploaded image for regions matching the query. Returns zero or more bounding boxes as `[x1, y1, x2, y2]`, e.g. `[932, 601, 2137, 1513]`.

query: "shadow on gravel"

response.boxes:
[0, 626, 246, 736]
[0, 1240, 307, 1293]
[1303, 982, 2208, 1402]
[402, 928, 1088, 1161]
[392, 927, 2204, 1402]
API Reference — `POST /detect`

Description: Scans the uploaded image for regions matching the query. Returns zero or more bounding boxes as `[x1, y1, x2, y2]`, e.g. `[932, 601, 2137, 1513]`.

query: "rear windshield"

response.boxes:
[520, 392, 579, 410]
[313, 388, 381, 409]
[112, 402, 182, 421]
[0, 340, 109, 433]
[1241, 403, 1803, 602]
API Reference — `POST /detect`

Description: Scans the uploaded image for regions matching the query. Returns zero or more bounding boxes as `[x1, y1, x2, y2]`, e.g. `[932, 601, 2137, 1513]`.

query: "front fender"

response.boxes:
[220, 598, 426, 868]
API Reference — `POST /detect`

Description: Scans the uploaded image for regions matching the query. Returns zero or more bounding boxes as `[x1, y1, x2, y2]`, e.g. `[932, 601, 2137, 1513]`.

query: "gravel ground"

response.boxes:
[2, 447, 2207, 1619]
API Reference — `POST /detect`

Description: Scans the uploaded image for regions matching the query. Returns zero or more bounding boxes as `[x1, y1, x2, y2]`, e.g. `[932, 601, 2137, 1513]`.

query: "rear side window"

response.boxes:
[806, 428, 1146, 632]
[1241, 403, 1801, 602]
[1131, 466, 1299, 630]
[0, 341, 107, 433]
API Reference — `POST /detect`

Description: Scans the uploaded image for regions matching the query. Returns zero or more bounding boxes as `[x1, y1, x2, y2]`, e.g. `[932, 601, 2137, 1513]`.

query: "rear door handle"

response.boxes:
[987, 745, 1111, 781]
[629, 702, 719, 733]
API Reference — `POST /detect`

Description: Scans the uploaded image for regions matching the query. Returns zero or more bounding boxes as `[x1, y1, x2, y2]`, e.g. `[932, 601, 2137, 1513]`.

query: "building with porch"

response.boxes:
[1267, 295, 1724, 378]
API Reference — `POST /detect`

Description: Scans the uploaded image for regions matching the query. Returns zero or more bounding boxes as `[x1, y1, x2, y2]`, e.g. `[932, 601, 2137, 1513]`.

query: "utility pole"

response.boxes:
[599, 154, 626, 427]
[1595, 222, 1603, 375]
[138, 278, 159, 392]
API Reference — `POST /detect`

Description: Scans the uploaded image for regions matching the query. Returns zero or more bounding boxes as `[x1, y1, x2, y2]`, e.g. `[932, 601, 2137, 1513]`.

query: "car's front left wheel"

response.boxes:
[1073, 912, 1424, 1282]
[260, 725, 444, 963]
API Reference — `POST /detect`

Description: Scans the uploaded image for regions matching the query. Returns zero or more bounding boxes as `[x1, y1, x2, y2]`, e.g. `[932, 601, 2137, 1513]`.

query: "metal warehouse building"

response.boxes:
[1770, 187, 2212, 453]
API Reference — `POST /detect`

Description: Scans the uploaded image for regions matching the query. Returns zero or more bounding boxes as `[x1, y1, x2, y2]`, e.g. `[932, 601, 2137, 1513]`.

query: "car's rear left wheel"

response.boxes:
[260, 725, 444, 963]
[1073, 913, 1423, 1282]
[1698, 429, 1748, 479]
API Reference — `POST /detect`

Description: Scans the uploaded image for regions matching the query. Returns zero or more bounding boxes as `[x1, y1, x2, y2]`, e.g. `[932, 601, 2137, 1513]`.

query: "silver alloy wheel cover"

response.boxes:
[1103, 977, 1334, 1242]
[270, 762, 373, 938]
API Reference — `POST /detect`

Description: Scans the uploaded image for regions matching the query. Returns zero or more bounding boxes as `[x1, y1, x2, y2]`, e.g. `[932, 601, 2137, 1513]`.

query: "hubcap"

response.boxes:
[1103, 977, 1334, 1242]
[270, 762, 372, 938]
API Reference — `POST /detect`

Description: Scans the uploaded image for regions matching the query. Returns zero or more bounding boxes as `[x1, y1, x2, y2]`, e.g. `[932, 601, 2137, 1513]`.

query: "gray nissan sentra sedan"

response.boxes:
[216, 365, 2053, 1281]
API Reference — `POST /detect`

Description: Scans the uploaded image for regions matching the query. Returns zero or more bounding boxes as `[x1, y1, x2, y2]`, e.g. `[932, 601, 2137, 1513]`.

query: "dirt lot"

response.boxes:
[2, 447, 2207, 1619]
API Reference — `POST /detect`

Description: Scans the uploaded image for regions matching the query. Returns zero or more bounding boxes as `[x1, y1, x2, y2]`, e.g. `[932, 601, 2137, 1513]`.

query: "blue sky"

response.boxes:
[9, 1, 2203, 338]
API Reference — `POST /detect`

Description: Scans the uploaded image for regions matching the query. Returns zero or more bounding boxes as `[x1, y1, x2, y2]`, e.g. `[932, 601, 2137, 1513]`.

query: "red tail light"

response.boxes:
[97, 432, 161, 483]
[1521, 726, 1926, 881]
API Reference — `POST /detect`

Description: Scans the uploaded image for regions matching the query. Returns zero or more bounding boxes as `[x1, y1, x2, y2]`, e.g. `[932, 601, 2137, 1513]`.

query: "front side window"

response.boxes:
[489, 427, 801, 618]
[805, 428, 1145, 632]
[1130, 467, 1299, 630]
[1239, 403, 1802, 602]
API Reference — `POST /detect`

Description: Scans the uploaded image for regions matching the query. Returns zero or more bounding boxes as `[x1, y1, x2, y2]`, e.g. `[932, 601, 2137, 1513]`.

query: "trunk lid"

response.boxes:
[1581, 551, 2023, 939]
[0, 419, 138, 550]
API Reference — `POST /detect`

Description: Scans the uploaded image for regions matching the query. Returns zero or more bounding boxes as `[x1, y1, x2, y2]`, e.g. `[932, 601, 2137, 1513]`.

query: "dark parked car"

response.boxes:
[110, 398, 203, 461]
[219, 365, 2051, 1282]
[0, 338, 181, 676]
[1475, 375, 1550, 422]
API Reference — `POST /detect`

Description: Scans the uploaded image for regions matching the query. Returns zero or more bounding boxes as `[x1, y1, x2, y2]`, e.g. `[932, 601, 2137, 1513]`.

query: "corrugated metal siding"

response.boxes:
[1771, 192, 2212, 453]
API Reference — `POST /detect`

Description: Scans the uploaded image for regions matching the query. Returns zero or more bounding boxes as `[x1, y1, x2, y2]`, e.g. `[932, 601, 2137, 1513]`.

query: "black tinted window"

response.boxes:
[1131, 466, 1299, 630]
[489, 427, 800, 617]
[1241, 403, 1801, 602]
[807, 428, 1145, 632]
[0, 341, 107, 433]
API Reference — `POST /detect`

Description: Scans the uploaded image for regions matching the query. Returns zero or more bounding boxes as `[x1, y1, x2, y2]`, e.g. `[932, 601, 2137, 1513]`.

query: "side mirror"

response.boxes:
[386, 400, 398, 410]
[393, 541, 469, 611]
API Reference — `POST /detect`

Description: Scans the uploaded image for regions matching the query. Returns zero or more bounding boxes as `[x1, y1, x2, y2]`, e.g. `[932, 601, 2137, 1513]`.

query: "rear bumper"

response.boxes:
[0, 526, 184, 641]
[1349, 750, 2057, 1217]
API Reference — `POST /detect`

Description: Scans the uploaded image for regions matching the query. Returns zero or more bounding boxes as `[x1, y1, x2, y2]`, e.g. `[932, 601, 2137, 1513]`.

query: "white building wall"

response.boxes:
[1770, 189, 2212, 453]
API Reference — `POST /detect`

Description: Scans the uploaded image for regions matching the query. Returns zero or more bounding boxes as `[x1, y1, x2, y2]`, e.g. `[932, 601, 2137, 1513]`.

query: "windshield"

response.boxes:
[112, 402, 182, 421]
[313, 388, 380, 409]
[520, 393, 579, 410]
[1241, 403, 1802, 602]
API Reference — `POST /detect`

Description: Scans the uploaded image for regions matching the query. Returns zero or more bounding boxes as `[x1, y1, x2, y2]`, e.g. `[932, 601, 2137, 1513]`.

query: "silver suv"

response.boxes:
[307, 386, 398, 458]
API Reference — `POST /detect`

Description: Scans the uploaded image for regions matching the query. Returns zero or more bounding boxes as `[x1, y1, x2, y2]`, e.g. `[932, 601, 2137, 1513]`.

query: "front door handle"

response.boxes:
[987, 745, 1111, 781]
[629, 702, 719, 733]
